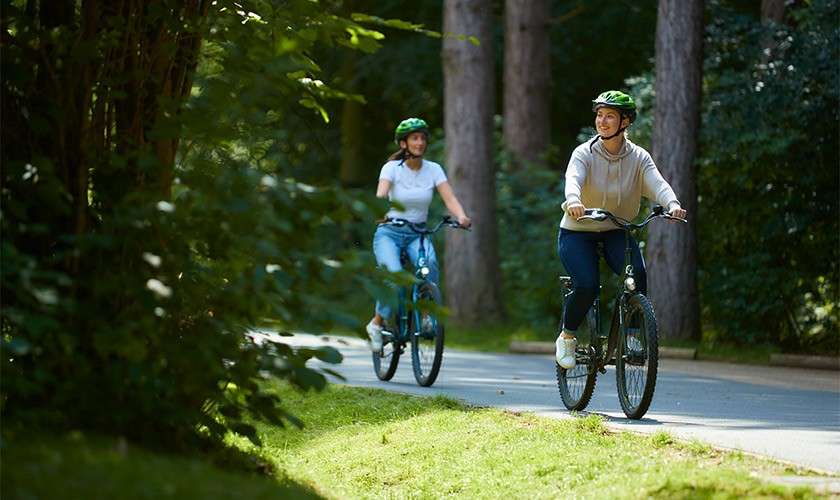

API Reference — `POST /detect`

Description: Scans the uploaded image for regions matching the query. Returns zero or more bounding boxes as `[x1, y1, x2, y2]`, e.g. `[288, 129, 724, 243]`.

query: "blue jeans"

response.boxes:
[372, 224, 439, 319]
[557, 228, 647, 332]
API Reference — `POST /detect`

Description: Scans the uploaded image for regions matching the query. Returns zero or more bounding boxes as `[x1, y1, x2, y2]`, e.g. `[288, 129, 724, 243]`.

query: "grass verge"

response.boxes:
[234, 382, 819, 499]
[2, 430, 318, 499]
[445, 322, 550, 352]
[5, 382, 823, 499]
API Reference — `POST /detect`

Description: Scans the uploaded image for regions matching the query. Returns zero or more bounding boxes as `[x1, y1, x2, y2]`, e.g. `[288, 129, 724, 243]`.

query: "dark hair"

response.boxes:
[387, 148, 407, 162]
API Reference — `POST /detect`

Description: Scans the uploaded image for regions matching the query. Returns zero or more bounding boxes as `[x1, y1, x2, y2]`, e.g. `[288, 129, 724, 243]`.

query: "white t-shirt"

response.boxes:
[379, 159, 448, 223]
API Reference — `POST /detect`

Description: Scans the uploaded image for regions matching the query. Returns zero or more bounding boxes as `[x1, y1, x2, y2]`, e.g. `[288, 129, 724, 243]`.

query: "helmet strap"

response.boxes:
[397, 147, 423, 166]
[599, 125, 627, 141]
[596, 112, 630, 141]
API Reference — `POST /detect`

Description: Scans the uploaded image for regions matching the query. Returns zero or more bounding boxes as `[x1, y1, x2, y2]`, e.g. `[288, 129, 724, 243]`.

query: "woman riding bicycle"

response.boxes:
[556, 91, 687, 369]
[366, 117, 471, 352]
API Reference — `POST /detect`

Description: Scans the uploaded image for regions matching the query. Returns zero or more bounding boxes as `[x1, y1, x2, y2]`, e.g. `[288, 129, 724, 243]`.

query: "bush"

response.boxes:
[697, 0, 839, 352]
[0, 1, 391, 449]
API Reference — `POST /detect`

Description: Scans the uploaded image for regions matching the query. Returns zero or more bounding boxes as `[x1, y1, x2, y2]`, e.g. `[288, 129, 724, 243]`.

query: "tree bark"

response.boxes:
[339, 50, 367, 187]
[647, 0, 704, 341]
[761, 0, 786, 23]
[442, 0, 503, 324]
[338, 0, 369, 187]
[760, 0, 786, 59]
[503, 0, 550, 170]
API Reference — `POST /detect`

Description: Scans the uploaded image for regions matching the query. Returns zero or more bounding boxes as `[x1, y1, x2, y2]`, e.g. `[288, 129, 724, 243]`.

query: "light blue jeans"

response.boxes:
[372, 223, 439, 319]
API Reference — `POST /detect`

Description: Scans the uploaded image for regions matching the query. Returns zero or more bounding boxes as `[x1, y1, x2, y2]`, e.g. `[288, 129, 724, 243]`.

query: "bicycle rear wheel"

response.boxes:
[372, 323, 401, 381]
[556, 307, 599, 411]
[410, 283, 444, 387]
[616, 293, 658, 419]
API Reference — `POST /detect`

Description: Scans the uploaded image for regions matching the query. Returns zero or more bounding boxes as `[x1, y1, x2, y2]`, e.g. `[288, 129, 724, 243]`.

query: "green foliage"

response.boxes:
[0, 0, 396, 450]
[496, 148, 566, 330]
[550, 0, 658, 156]
[697, 0, 839, 352]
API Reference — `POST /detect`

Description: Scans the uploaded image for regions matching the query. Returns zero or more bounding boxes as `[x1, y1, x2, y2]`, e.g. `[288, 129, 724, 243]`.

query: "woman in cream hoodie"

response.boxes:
[555, 91, 687, 369]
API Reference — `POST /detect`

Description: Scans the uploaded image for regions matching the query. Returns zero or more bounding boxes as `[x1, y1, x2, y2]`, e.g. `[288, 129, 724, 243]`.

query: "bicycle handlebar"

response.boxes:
[380, 215, 470, 234]
[576, 205, 687, 230]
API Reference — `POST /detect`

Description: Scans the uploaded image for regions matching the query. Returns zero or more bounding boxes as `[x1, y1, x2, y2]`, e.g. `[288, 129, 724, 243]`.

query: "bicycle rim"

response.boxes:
[372, 330, 400, 381]
[616, 294, 658, 419]
[411, 283, 444, 387]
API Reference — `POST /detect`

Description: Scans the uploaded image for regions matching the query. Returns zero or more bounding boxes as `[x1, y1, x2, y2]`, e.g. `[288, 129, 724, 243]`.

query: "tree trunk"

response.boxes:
[503, 0, 550, 170]
[760, 0, 786, 59]
[442, 0, 503, 324]
[339, 51, 367, 187]
[338, 0, 368, 187]
[761, 0, 786, 23]
[647, 0, 704, 341]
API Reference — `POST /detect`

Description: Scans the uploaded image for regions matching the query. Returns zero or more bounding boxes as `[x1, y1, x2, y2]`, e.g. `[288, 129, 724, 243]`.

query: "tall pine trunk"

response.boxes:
[442, 0, 503, 324]
[339, 50, 367, 187]
[503, 0, 550, 170]
[647, 0, 704, 341]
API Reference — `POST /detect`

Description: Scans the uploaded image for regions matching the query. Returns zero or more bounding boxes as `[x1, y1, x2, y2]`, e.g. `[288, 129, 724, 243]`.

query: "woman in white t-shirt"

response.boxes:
[365, 118, 471, 352]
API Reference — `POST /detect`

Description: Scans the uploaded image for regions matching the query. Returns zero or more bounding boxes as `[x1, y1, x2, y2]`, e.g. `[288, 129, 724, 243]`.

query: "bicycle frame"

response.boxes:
[380, 217, 461, 346]
[576, 206, 685, 372]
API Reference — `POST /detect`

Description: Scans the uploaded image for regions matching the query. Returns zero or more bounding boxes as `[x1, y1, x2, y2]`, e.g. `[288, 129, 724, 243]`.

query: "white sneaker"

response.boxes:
[626, 328, 642, 352]
[555, 335, 577, 369]
[366, 320, 383, 352]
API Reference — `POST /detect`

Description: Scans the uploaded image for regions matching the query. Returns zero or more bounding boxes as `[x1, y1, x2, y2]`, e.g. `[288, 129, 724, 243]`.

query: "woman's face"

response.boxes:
[595, 107, 627, 137]
[401, 132, 427, 156]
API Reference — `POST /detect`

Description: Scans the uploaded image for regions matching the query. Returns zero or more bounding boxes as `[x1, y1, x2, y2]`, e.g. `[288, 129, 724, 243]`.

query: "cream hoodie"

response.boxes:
[560, 136, 681, 232]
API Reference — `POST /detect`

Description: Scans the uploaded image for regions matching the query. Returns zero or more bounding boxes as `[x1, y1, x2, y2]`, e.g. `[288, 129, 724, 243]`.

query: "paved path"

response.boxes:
[258, 332, 840, 474]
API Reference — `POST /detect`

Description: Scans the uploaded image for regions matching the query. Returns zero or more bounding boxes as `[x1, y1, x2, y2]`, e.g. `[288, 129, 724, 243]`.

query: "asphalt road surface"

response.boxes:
[258, 332, 840, 474]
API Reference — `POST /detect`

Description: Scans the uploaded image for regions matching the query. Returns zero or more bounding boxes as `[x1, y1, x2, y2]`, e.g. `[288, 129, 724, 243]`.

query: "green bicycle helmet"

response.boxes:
[394, 117, 429, 145]
[592, 90, 637, 123]
[590, 90, 637, 145]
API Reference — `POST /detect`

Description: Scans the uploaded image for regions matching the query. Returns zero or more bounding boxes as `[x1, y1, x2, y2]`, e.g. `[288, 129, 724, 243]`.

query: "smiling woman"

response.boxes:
[363, 117, 472, 352]
[555, 90, 686, 369]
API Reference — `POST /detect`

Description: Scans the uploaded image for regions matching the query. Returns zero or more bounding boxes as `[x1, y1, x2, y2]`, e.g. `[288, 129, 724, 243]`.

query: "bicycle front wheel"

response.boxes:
[616, 293, 659, 419]
[372, 327, 401, 381]
[410, 283, 444, 387]
[556, 306, 598, 411]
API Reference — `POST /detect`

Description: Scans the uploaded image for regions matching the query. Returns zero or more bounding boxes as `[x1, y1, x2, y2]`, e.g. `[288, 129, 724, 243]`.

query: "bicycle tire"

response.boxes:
[372, 324, 401, 381]
[410, 282, 444, 387]
[556, 307, 598, 411]
[615, 293, 659, 419]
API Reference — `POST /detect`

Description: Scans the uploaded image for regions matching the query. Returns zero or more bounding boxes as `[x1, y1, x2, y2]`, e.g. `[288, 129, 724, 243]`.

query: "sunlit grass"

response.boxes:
[5, 383, 822, 499]
[234, 382, 818, 499]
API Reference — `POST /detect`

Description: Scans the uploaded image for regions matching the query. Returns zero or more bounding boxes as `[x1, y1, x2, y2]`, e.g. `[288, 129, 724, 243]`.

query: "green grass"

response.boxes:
[233, 382, 819, 499]
[445, 322, 552, 352]
[2, 431, 318, 499]
[4, 383, 823, 499]
[660, 338, 781, 365]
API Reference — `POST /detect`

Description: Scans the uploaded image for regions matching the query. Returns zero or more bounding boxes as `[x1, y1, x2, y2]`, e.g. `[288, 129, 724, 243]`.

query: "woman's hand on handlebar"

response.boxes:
[567, 203, 586, 219]
[456, 214, 472, 229]
[668, 205, 687, 221]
